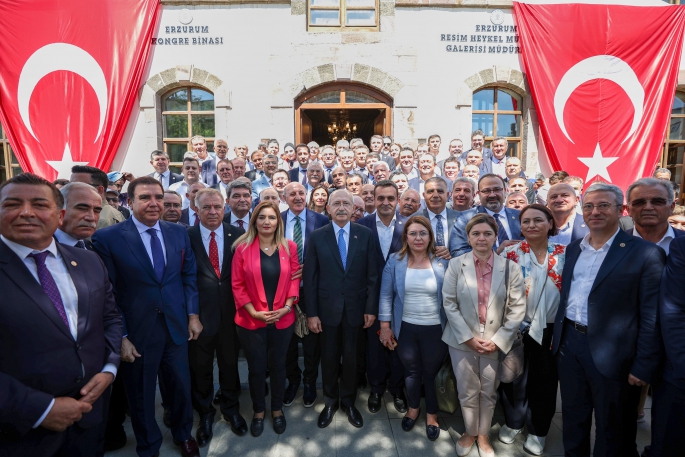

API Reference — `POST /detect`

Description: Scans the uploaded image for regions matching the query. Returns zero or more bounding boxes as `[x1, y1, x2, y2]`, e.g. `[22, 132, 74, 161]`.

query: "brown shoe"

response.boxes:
[173, 437, 200, 457]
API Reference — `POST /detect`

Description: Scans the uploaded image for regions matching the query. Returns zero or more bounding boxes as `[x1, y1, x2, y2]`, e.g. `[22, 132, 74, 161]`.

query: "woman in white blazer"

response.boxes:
[442, 213, 526, 457]
[379, 216, 448, 441]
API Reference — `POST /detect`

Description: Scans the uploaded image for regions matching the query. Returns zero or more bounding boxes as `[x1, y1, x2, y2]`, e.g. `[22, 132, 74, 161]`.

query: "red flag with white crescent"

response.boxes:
[0, 0, 161, 179]
[513, 0, 685, 191]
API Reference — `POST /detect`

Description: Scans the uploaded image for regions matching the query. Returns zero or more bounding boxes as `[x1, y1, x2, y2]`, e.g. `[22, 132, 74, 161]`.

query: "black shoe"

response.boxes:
[368, 392, 382, 413]
[163, 407, 171, 428]
[303, 383, 317, 407]
[426, 424, 440, 441]
[223, 413, 248, 436]
[341, 404, 364, 428]
[195, 414, 214, 447]
[213, 388, 221, 405]
[318, 403, 339, 428]
[272, 412, 286, 434]
[393, 392, 408, 413]
[250, 416, 264, 437]
[103, 427, 127, 452]
[401, 408, 419, 432]
[283, 381, 299, 406]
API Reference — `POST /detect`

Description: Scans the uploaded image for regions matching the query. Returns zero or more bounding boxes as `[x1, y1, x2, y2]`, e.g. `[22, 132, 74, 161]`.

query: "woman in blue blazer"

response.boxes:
[379, 216, 448, 441]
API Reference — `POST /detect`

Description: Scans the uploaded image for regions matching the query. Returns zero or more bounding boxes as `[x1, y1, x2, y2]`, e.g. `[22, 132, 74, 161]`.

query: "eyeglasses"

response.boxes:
[407, 231, 429, 237]
[628, 198, 669, 207]
[582, 203, 621, 212]
[479, 187, 503, 195]
[330, 201, 352, 208]
[163, 203, 181, 209]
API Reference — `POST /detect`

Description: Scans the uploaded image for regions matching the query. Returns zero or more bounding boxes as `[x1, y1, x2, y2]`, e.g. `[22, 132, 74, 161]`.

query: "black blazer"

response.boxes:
[288, 167, 305, 184]
[552, 229, 666, 382]
[303, 223, 378, 327]
[0, 241, 122, 436]
[245, 169, 261, 181]
[180, 208, 190, 226]
[147, 171, 183, 187]
[659, 235, 685, 387]
[187, 223, 242, 336]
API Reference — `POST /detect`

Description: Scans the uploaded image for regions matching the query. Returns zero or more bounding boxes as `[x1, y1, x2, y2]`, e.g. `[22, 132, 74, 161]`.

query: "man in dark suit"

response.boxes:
[200, 139, 229, 187]
[212, 159, 234, 203]
[244, 150, 264, 181]
[304, 189, 378, 429]
[355, 181, 408, 414]
[54, 182, 101, 250]
[411, 177, 458, 260]
[449, 174, 523, 257]
[179, 182, 206, 227]
[92, 176, 202, 457]
[552, 182, 665, 457]
[187, 189, 246, 446]
[625, 177, 685, 248]
[320, 145, 337, 185]
[280, 183, 329, 408]
[0, 173, 122, 456]
[148, 150, 183, 190]
[287, 144, 311, 185]
[547, 183, 589, 245]
[459, 130, 493, 165]
[407, 154, 450, 197]
[222, 181, 252, 231]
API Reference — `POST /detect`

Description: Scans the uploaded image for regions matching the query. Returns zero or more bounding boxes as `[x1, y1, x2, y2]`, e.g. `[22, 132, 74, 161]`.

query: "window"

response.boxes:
[162, 87, 215, 173]
[472, 87, 523, 159]
[662, 91, 685, 201]
[0, 123, 22, 183]
[308, 0, 379, 31]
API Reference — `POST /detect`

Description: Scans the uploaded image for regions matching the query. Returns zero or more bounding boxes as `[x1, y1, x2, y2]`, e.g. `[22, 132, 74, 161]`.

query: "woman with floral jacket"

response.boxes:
[496, 204, 566, 456]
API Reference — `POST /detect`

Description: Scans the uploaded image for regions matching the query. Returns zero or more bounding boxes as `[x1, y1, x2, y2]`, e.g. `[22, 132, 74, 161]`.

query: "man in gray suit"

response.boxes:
[411, 177, 457, 260]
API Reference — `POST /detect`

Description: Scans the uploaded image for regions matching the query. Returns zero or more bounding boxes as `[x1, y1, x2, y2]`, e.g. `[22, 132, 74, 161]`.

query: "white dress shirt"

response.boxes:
[485, 206, 513, 240]
[427, 208, 449, 244]
[0, 235, 117, 428]
[218, 181, 230, 201]
[155, 170, 171, 189]
[491, 157, 506, 178]
[229, 212, 251, 229]
[200, 223, 224, 273]
[131, 216, 167, 267]
[549, 211, 576, 246]
[332, 221, 350, 257]
[286, 209, 307, 252]
[54, 229, 82, 247]
[633, 225, 675, 255]
[169, 180, 208, 209]
[565, 228, 620, 325]
[188, 207, 199, 226]
[376, 214, 396, 260]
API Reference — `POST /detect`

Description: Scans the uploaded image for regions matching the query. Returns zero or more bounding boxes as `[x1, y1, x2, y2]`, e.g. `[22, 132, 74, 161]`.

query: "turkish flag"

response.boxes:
[0, 0, 161, 179]
[513, 1, 685, 191]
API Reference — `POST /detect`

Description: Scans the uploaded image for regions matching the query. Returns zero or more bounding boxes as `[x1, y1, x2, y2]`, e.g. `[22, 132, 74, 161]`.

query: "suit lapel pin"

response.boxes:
[620, 243, 625, 247]
[399, 221, 402, 224]
[71, 261, 77, 266]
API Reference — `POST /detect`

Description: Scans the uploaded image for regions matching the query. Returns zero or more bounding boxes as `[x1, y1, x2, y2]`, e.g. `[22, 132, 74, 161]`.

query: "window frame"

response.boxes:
[161, 86, 215, 173]
[307, 0, 380, 32]
[471, 86, 524, 160]
[661, 90, 685, 202]
[0, 124, 22, 183]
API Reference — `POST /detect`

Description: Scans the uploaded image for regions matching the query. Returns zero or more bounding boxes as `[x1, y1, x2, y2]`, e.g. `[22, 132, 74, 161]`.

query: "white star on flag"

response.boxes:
[577, 143, 619, 183]
[46, 144, 89, 179]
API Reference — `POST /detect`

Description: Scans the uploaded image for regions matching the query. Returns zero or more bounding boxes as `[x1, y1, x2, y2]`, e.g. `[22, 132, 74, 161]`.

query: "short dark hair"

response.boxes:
[150, 150, 169, 161]
[0, 172, 64, 208]
[53, 178, 70, 187]
[295, 143, 310, 154]
[425, 177, 447, 189]
[519, 203, 558, 237]
[272, 169, 290, 180]
[373, 179, 399, 197]
[71, 165, 108, 189]
[549, 171, 569, 185]
[428, 134, 441, 142]
[478, 173, 506, 190]
[128, 176, 163, 201]
[182, 157, 200, 168]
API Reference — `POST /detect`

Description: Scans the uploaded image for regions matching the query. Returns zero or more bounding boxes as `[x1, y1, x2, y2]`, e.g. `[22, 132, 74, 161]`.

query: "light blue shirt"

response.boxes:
[131, 216, 167, 267]
[549, 211, 576, 246]
[332, 221, 350, 257]
[285, 209, 307, 252]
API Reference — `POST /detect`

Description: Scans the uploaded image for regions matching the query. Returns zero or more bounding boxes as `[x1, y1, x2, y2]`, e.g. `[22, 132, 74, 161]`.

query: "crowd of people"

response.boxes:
[1, 130, 683, 457]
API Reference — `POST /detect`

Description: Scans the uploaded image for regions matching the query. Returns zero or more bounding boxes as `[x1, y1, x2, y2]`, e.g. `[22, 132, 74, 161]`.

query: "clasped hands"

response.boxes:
[465, 337, 498, 354]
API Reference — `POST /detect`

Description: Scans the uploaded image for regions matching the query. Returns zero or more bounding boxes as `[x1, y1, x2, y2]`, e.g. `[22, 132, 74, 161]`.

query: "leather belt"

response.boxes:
[565, 317, 587, 334]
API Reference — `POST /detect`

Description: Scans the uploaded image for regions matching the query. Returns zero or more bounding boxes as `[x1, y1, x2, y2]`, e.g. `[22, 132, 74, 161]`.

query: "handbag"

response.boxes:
[293, 304, 309, 338]
[498, 259, 525, 383]
[435, 354, 459, 413]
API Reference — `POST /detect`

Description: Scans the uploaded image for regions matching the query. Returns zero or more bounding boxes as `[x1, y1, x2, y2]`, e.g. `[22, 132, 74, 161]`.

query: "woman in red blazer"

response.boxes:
[232, 201, 299, 437]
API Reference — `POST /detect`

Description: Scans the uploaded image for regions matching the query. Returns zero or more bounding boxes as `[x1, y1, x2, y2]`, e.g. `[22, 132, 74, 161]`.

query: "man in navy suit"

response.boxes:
[281, 183, 329, 408]
[287, 144, 311, 185]
[411, 177, 458, 260]
[547, 183, 589, 245]
[625, 177, 685, 247]
[200, 139, 229, 187]
[148, 150, 183, 190]
[459, 130, 493, 166]
[92, 176, 201, 457]
[54, 182, 102, 250]
[552, 182, 665, 457]
[449, 174, 523, 257]
[356, 181, 409, 414]
[0, 173, 122, 456]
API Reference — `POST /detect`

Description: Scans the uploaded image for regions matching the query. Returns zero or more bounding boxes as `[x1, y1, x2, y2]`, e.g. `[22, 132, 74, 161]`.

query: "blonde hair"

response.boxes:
[232, 201, 290, 255]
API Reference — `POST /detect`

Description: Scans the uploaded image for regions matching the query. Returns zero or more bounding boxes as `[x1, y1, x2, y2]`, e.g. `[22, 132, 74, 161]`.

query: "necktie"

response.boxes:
[146, 228, 165, 282]
[493, 213, 509, 246]
[301, 169, 307, 185]
[75, 240, 87, 250]
[338, 228, 347, 270]
[435, 214, 445, 247]
[293, 216, 304, 264]
[193, 213, 200, 226]
[28, 252, 69, 328]
[209, 231, 220, 277]
[237, 220, 244, 230]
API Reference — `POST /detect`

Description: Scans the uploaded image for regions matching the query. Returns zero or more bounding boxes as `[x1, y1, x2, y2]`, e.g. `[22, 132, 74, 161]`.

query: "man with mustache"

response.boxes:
[450, 177, 475, 212]
[55, 182, 102, 250]
[398, 189, 421, 217]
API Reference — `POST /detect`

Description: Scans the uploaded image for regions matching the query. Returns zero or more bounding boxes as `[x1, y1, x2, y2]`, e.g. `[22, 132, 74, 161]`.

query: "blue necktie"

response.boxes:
[435, 214, 445, 247]
[146, 228, 165, 282]
[338, 228, 347, 270]
[493, 213, 509, 246]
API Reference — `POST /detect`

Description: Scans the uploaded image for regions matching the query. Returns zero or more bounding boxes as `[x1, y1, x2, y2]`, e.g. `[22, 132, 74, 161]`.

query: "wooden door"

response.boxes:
[374, 110, 386, 136]
[300, 110, 313, 144]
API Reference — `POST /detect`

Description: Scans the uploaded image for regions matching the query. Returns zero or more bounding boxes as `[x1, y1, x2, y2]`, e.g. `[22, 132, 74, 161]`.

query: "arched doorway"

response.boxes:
[295, 83, 392, 145]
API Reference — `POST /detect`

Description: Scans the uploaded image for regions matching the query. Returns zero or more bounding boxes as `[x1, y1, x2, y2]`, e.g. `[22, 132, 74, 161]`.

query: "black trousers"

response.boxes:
[650, 378, 685, 457]
[285, 293, 321, 386]
[321, 317, 360, 408]
[189, 315, 241, 417]
[500, 325, 558, 436]
[102, 373, 127, 443]
[366, 318, 405, 396]
[395, 322, 447, 415]
[557, 320, 641, 457]
[237, 323, 294, 413]
[0, 421, 100, 457]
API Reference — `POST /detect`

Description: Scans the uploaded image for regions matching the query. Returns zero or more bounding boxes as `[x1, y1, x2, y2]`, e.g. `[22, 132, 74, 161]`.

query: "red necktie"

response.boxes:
[209, 232, 220, 277]
[237, 220, 244, 230]
[193, 213, 200, 226]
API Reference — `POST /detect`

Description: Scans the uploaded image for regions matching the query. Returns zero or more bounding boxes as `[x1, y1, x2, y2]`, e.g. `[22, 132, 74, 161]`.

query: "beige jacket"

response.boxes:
[441, 252, 526, 359]
[97, 201, 125, 230]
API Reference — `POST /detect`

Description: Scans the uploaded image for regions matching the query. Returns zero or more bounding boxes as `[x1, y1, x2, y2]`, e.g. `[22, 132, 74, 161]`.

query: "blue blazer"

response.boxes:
[92, 218, 199, 351]
[378, 254, 448, 339]
[251, 174, 272, 201]
[571, 213, 590, 242]
[201, 158, 218, 187]
[551, 229, 665, 382]
[448, 206, 522, 257]
[659, 235, 685, 387]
